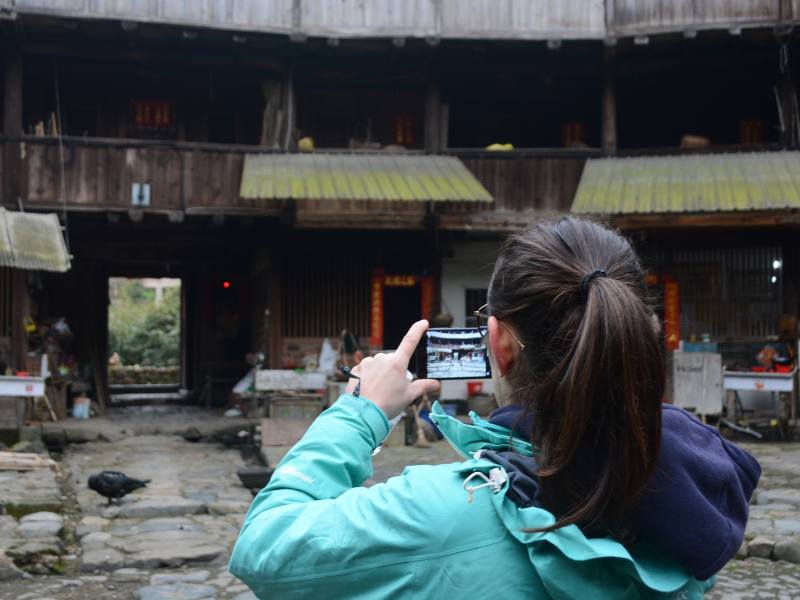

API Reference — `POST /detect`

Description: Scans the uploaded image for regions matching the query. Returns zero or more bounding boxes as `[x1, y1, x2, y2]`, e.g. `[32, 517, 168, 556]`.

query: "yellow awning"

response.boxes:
[572, 151, 800, 214]
[240, 153, 493, 202]
[0, 209, 71, 272]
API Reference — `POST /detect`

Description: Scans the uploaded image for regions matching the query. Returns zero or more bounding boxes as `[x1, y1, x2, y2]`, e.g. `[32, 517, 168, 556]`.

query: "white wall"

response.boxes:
[441, 240, 499, 327]
[438, 240, 501, 400]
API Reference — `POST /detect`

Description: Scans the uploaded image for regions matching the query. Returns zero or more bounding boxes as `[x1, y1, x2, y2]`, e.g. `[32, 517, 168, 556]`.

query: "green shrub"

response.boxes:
[108, 280, 180, 367]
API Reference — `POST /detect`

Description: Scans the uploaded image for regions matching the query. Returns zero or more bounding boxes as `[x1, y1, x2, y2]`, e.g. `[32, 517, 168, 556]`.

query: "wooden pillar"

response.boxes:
[781, 239, 799, 319]
[180, 271, 192, 390]
[260, 80, 283, 147]
[10, 270, 28, 372]
[777, 41, 796, 146]
[602, 46, 617, 155]
[3, 46, 22, 208]
[249, 248, 271, 359]
[268, 249, 284, 369]
[425, 78, 443, 153]
[282, 68, 296, 151]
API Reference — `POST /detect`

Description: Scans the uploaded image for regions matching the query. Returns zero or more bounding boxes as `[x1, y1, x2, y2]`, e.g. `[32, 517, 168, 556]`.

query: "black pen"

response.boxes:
[340, 365, 361, 397]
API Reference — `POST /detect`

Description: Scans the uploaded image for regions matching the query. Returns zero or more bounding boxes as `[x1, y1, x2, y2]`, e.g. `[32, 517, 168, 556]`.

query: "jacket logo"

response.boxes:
[279, 466, 314, 484]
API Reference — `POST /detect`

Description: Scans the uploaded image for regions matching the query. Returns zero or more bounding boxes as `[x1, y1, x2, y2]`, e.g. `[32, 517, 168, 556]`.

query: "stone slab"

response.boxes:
[0, 551, 23, 581]
[127, 544, 225, 569]
[773, 536, 800, 563]
[150, 570, 210, 585]
[774, 519, 800, 535]
[207, 500, 251, 516]
[17, 512, 63, 539]
[6, 537, 64, 567]
[80, 548, 125, 572]
[0, 469, 62, 517]
[133, 583, 217, 600]
[748, 535, 777, 559]
[117, 497, 205, 519]
[757, 489, 800, 508]
[111, 567, 150, 582]
[76, 516, 108, 538]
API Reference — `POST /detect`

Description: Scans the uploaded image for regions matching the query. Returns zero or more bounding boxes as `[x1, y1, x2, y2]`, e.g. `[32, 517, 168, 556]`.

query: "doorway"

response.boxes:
[107, 277, 182, 395]
[383, 284, 422, 350]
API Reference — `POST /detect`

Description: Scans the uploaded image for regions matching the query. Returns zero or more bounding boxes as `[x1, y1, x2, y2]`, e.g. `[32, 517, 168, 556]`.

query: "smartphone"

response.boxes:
[415, 327, 492, 380]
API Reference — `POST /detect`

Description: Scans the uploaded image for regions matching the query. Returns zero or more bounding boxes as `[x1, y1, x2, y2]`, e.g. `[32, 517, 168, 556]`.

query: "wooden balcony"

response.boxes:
[5, 136, 591, 231]
[12, 136, 284, 217]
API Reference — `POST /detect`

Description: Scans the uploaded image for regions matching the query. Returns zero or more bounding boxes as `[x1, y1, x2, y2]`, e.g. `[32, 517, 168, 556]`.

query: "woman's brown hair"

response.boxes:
[488, 217, 663, 543]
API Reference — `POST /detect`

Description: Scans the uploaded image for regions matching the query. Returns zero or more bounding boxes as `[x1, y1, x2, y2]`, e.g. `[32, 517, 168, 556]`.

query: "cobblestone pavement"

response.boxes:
[0, 416, 798, 599]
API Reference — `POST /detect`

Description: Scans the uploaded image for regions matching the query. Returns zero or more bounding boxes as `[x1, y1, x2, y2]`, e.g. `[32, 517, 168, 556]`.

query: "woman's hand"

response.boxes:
[345, 320, 440, 420]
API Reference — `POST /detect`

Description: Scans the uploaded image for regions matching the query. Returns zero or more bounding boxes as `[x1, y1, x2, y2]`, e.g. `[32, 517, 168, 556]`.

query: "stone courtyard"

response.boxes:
[0, 407, 799, 599]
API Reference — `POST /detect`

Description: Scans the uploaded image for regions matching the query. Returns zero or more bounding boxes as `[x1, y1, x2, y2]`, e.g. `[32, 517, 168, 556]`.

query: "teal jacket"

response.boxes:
[229, 395, 715, 599]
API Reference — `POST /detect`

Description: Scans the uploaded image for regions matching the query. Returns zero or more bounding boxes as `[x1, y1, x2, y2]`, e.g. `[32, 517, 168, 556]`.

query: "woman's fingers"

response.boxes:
[341, 321, 433, 419]
[409, 378, 440, 399]
[394, 320, 429, 366]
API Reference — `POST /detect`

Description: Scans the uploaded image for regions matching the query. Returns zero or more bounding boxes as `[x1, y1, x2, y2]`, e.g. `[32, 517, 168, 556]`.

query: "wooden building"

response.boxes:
[2, 1, 800, 403]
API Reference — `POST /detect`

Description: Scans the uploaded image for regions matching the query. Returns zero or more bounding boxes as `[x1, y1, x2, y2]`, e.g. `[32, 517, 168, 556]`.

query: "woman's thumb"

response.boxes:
[409, 378, 440, 399]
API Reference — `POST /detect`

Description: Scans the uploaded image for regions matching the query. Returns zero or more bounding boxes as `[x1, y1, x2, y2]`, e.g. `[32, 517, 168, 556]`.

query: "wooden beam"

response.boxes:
[3, 46, 22, 208]
[777, 41, 797, 146]
[611, 211, 800, 230]
[22, 39, 284, 72]
[2, 48, 22, 137]
[282, 68, 296, 151]
[424, 77, 443, 153]
[602, 46, 617, 154]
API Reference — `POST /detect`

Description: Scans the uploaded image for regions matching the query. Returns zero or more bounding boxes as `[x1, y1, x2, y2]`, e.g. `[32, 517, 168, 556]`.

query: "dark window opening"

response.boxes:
[617, 42, 781, 149]
[464, 288, 488, 327]
[296, 88, 425, 149]
[23, 57, 263, 143]
[208, 112, 237, 145]
[64, 107, 98, 137]
[443, 46, 603, 149]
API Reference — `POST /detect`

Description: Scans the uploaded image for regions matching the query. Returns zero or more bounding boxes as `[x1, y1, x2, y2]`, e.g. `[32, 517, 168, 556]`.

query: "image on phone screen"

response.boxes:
[421, 328, 491, 380]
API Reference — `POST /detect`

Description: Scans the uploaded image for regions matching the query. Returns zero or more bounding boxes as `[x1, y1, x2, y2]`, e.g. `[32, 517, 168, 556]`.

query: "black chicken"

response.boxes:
[88, 471, 150, 505]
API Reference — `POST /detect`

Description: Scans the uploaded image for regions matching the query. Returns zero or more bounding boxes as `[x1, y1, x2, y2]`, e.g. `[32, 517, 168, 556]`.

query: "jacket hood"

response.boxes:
[483, 402, 761, 581]
[429, 402, 715, 597]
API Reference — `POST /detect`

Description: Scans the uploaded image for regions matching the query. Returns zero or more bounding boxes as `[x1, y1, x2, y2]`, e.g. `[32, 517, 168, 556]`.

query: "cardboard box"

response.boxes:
[261, 417, 316, 446]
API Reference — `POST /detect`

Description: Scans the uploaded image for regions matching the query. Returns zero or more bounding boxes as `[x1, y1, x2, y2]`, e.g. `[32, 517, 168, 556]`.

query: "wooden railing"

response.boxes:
[6, 136, 792, 232]
[3, 136, 594, 231]
[13, 136, 285, 216]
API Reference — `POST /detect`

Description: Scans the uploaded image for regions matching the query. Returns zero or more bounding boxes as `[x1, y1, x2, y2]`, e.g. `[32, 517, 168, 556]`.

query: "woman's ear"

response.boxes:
[488, 316, 516, 377]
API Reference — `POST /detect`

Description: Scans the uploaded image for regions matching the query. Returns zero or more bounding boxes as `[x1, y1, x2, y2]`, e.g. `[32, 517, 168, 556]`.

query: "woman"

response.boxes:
[230, 217, 760, 599]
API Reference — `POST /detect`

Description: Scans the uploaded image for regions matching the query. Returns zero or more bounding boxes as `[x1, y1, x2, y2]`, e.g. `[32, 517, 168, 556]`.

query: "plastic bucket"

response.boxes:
[467, 381, 483, 396]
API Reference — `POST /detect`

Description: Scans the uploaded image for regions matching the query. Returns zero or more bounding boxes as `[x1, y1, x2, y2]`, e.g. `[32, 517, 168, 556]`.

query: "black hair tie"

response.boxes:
[580, 269, 607, 296]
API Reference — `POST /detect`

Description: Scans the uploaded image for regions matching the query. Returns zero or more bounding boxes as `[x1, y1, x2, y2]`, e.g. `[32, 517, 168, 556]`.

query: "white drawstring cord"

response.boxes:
[463, 468, 508, 504]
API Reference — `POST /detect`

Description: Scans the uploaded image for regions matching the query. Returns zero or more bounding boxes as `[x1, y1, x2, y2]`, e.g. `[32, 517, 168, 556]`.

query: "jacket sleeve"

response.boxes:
[228, 394, 484, 598]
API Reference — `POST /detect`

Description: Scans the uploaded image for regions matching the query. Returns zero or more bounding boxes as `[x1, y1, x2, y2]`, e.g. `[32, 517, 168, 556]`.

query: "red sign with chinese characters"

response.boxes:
[420, 276, 434, 320]
[370, 270, 385, 349]
[663, 281, 681, 351]
[371, 272, 435, 348]
[131, 100, 174, 131]
[384, 275, 417, 288]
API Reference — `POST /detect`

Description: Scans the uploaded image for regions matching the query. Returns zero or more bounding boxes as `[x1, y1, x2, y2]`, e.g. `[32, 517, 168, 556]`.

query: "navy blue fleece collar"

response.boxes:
[488, 403, 761, 581]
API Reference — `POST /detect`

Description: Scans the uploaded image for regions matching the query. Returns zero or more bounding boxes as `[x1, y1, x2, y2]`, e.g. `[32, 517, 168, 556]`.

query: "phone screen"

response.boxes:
[417, 327, 491, 380]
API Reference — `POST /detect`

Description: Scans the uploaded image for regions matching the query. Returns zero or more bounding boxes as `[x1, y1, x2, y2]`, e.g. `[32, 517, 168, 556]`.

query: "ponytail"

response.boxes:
[489, 217, 664, 543]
